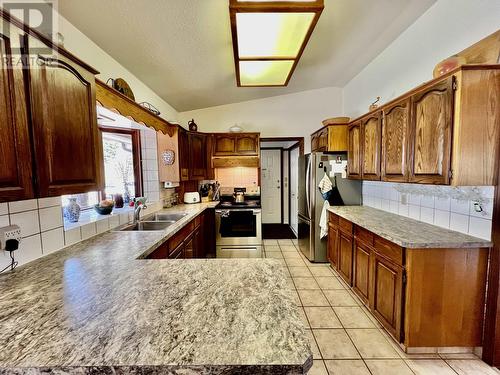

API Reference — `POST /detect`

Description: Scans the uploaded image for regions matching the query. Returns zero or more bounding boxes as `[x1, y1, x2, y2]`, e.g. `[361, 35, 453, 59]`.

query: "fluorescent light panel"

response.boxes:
[239, 60, 294, 86]
[236, 12, 314, 58]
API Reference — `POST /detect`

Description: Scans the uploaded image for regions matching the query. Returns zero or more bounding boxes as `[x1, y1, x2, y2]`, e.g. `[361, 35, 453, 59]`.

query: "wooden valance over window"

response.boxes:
[95, 79, 177, 136]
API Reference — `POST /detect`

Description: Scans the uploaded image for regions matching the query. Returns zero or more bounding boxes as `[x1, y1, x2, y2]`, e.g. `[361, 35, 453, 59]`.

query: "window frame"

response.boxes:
[99, 126, 143, 201]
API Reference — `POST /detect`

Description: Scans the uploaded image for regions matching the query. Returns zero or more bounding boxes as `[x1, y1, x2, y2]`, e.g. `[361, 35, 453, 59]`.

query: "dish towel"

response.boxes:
[318, 173, 332, 239]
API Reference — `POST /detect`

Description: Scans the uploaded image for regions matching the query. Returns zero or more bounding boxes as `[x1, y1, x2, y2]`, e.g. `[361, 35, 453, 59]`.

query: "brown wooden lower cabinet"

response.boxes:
[327, 211, 489, 350]
[352, 241, 371, 305]
[338, 230, 354, 285]
[146, 209, 215, 260]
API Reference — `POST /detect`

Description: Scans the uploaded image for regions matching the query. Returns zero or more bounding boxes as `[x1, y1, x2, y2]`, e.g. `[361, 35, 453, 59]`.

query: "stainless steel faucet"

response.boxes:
[133, 205, 143, 224]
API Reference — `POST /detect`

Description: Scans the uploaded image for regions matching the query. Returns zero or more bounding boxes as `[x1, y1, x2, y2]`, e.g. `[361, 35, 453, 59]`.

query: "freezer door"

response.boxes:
[298, 154, 312, 219]
[297, 213, 313, 260]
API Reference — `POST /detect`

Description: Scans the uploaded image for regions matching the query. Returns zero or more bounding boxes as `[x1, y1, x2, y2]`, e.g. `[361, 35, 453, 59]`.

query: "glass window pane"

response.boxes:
[61, 192, 99, 210]
[102, 132, 136, 202]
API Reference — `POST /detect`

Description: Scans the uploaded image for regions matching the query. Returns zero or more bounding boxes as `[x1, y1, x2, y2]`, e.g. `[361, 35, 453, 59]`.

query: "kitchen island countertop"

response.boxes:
[0, 203, 311, 374]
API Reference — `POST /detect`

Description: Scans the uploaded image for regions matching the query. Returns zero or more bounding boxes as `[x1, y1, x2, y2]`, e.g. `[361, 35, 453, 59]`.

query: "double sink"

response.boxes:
[120, 212, 188, 231]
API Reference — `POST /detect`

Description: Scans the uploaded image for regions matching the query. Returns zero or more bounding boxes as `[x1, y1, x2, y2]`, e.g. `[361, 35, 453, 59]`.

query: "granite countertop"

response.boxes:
[328, 206, 492, 249]
[0, 203, 311, 374]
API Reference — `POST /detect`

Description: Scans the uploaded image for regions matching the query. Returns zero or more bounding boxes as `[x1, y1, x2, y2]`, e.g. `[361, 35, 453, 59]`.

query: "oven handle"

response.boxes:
[215, 209, 260, 214]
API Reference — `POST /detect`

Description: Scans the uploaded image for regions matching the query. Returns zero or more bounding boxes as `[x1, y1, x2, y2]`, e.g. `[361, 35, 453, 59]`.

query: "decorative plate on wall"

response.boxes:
[113, 78, 135, 101]
[161, 150, 175, 165]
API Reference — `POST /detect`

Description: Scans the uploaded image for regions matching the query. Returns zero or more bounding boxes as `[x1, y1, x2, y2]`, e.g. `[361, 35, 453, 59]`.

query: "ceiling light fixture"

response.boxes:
[229, 0, 324, 87]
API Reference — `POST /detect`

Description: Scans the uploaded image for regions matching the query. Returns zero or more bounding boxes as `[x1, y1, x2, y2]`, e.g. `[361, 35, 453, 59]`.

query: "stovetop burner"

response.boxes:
[217, 200, 261, 209]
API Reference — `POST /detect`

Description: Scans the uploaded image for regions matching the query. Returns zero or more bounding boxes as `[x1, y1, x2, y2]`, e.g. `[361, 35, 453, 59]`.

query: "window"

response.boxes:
[62, 128, 142, 210]
[101, 129, 142, 202]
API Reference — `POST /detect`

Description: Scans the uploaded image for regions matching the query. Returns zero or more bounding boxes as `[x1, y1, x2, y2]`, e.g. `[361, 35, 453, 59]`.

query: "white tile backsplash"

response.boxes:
[15, 234, 42, 266]
[362, 181, 494, 240]
[39, 206, 63, 232]
[38, 197, 62, 209]
[81, 223, 97, 240]
[41, 228, 65, 254]
[8, 199, 38, 213]
[10, 210, 40, 237]
[64, 227, 81, 246]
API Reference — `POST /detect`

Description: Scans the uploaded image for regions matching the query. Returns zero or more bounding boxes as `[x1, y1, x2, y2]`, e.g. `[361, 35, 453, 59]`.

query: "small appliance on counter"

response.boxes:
[184, 191, 200, 204]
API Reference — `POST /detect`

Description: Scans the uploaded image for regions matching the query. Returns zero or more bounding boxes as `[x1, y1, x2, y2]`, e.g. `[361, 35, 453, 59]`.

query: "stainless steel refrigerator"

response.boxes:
[298, 152, 362, 262]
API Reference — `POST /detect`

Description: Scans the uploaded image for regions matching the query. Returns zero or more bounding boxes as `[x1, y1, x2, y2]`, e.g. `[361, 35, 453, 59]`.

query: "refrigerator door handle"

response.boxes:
[305, 157, 311, 219]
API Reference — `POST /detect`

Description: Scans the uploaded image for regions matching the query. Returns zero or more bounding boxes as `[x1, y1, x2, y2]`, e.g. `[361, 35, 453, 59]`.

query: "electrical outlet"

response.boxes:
[0, 225, 22, 251]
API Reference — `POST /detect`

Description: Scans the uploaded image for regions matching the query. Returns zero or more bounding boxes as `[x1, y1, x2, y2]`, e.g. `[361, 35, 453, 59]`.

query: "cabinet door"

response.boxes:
[382, 100, 410, 182]
[0, 30, 34, 202]
[214, 135, 236, 155]
[347, 123, 362, 179]
[26, 37, 103, 196]
[370, 252, 404, 341]
[178, 128, 190, 181]
[311, 132, 319, 152]
[409, 77, 454, 184]
[338, 232, 353, 285]
[205, 134, 215, 180]
[353, 241, 371, 305]
[184, 233, 194, 259]
[236, 134, 259, 155]
[188, 133, 207, 180]
[327, 223, 339, 269]
[318, 129, 328, 151]
[361, 114, 382, 180]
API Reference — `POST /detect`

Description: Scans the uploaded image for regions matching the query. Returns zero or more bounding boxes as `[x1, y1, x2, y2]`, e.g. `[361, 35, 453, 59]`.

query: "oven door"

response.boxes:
[216, 209, 262, 245]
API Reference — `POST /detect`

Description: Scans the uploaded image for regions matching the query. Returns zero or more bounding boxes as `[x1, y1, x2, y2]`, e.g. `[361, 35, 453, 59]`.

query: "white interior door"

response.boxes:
[261, 149, 281, 223]
[289, 147, 299, 234]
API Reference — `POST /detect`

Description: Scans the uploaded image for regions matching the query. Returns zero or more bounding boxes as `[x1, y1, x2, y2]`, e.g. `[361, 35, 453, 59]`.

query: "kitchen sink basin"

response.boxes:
[149, 213, 188, 222]
[120, 221, 174, 231]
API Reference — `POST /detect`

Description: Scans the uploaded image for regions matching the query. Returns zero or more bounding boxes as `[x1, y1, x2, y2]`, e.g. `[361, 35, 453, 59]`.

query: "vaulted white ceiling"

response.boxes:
[58, 0, 435, 112]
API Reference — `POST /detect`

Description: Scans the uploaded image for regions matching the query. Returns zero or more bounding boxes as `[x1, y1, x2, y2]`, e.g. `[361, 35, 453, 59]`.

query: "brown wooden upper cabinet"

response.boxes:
[188, 132, 208, 180]
[361, 113, 382, 180]
[381, 100, 410, 182]
[347, 66, 500, 186]
[311, 124, 348, 153]
[347, 123, 362, 179]
[178, 127, 190, 181]
[214, 133, 259, 156]
[26, 36, 103, 197]
[0, 26, 34, 202]
[408, 77, 454, 185]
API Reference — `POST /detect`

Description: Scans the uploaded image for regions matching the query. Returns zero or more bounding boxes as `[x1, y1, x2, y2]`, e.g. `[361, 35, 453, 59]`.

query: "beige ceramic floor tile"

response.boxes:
[365, 359, 414, 375]
[323, 290, 360, 307]
[313, 329, 361, 359]
[263, 239, 279, 245]
[334, 307, 376, 328]
[308, 262, 331, 267]
[309, 266, 335, 277]
[285, 258, 307, 267]
[278, 239, 294, 245]
[315, 276, 345, 290]
[280, 245, 298, 252]
[294, 277, 321, 290]
[292, 238, 298, 244]
[297, 307, 309, 326]
[307, 360, 328, 375]
[304, 307, 343, 328]
[288, 266, 313, 277]
[282, 251, 302, 259]
[264, 245, 281, 252]
[283, 277, 296, 290]
[347, 329, 400, 359]
[440, 353, 479, 359]
[298, 290, 330, 307]
[265, 251, 284, 259]
[324, 359, 371, 375]
[446, 359, 500, 375]
[405, 359, 457, 375]
[305, 329, 322, 359]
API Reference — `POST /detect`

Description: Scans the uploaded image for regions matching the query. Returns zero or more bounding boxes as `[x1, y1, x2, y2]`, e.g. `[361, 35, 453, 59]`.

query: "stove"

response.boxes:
[216, 200, 261, 209]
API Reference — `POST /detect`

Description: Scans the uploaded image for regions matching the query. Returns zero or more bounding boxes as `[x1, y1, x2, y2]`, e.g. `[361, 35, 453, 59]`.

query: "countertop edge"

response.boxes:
[328, 206, 493, 249]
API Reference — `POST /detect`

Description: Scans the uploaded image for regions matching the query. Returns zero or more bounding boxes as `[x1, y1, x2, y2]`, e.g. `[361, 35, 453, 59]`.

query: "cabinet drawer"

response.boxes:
[169, 243, 184, 259]
[374, 236, 404, 266]
[169, 221, 195, 252]
[329, 212, 339, 226]
[355, 226, 374, 246]
[194, 215, 201, 228]
[339, 217, 353, 233]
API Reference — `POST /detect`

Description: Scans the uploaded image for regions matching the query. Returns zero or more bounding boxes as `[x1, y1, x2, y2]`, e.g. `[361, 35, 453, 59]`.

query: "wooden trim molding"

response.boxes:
[260, 137, 305, 155]
[96, 80, 176, 136]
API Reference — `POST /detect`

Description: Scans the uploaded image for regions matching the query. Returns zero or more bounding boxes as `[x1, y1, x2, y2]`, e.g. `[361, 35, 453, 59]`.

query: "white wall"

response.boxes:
[179, 87, 344, 153]
[343, 0, 500, 118]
